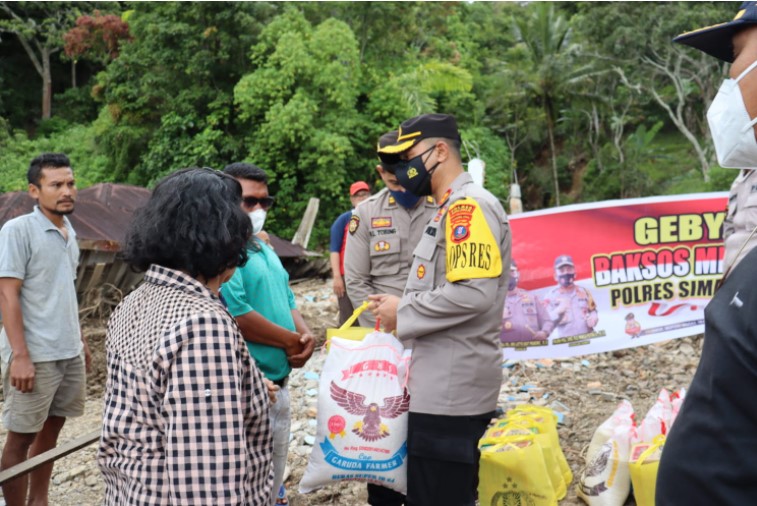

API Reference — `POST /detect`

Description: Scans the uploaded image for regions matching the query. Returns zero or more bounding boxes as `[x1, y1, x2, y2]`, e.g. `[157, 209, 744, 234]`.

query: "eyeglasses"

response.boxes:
[242, 196, 275, 210]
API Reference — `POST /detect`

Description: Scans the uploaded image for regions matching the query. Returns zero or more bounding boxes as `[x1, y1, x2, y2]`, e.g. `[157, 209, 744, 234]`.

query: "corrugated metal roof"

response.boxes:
[0, 183, 306, 258]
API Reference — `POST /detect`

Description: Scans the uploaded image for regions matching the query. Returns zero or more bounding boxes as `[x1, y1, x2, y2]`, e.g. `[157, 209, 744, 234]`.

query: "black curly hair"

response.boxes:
[122, 167, 252, 279]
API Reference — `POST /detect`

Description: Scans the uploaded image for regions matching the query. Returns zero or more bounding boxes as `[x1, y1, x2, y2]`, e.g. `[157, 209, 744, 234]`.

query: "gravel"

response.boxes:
[0, 278, 703, 505]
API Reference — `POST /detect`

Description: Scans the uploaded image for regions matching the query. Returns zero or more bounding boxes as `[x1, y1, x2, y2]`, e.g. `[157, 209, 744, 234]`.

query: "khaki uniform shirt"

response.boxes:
[501, 288, 553, 345]
[723, 169, 757, 274]
[344, 188, 437, 327]
[543, 285, 598, 338]
[396, 172, 511, 416]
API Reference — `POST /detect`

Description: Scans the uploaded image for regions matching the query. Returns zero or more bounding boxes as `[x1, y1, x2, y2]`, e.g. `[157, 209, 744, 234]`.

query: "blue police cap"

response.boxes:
[673, 1, 757, 63]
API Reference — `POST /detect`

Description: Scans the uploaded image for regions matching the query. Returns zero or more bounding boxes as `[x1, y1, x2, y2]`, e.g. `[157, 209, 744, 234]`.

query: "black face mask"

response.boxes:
[557, 273, 575, 287]
[393, 145, 440, 197]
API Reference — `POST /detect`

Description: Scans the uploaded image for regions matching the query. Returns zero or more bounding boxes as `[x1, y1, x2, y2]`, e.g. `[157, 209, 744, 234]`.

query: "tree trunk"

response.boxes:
[42, 47, 52, 119]
[544, 101, 560, 207]
[71, 60, 77, 89]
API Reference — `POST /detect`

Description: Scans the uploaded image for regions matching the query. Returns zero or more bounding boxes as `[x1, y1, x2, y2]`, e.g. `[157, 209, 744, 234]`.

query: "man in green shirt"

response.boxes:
[221, 162, 315, 506]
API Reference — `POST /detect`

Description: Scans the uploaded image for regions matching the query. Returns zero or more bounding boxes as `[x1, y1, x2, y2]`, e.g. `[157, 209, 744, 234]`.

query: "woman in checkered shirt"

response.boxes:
[97, 168, 273, 505]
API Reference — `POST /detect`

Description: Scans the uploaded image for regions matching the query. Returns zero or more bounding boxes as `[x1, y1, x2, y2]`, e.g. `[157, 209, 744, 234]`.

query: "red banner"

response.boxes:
[502, 193, 728, 359]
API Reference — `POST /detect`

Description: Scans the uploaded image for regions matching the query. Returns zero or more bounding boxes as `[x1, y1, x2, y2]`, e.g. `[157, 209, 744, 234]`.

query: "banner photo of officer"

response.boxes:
[503, 192, 728, 359]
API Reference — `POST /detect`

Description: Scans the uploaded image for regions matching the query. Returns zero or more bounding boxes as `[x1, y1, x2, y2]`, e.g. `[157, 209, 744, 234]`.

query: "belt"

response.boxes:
[273, 376, 289, 388]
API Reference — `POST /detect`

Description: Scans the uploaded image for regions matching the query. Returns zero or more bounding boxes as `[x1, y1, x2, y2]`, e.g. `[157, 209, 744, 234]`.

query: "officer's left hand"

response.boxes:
[288, 333, 315, 368]
[368, 294, 399, 332]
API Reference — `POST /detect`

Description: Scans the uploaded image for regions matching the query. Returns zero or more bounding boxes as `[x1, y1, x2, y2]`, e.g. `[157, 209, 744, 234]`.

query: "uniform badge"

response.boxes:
[426, 196, 435, 204]
[374, 240, 390, 252]
[439, 188, 452, 206]
[388, 195, 396, 205]
[448, 202, 475, 243]
[348, 215, 360, 235]
[417, 264, 426, 279]
[371, 217, 392, 228]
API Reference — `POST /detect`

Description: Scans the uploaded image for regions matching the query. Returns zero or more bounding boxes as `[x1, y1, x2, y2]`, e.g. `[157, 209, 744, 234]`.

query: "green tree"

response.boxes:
[95, 2, 278, 183]
[0, 2, 86, 119]
[234, 9, 363, 244]
[512, 2, 598, 206]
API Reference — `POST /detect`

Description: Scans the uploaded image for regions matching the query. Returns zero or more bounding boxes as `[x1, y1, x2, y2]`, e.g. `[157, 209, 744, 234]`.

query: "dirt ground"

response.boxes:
[0, 277, 703, 505]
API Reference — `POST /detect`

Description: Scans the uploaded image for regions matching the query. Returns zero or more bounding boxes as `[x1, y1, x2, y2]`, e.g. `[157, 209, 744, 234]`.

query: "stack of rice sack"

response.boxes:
[577, 388, 685, 506]
[477, 405, 572, 506]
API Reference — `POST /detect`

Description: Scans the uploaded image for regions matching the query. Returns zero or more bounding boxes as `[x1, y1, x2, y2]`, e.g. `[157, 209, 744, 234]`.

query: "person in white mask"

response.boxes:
[675, 2, 757, 276]
[220, 162, 315, 506]
[657, 5, 757, 504]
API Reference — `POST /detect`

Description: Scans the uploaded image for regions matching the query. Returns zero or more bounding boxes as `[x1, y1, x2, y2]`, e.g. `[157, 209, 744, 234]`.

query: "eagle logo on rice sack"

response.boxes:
[445, 197, 502, 282]
[330, 381, 410, 442]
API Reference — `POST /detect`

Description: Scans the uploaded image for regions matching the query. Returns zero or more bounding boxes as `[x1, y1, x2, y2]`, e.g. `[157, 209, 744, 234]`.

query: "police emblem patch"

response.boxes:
[374, 240, 390, 252]
[448, 202, 475, 243]
[417, 264, 426, 279]
[348, 215, 360, 235]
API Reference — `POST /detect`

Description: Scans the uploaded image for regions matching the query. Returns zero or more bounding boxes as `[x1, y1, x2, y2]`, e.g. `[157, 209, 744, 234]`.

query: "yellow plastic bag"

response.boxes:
[506, 416, 568, 501]
[629, 435, 665, 506]
[507, 407, 573, 487]
[325, 301, 375, 350]
[479, 435, 557, 506]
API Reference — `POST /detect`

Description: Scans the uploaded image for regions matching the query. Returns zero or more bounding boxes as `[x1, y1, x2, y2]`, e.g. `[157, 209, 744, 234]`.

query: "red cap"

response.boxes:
[350, 181, 370, 196]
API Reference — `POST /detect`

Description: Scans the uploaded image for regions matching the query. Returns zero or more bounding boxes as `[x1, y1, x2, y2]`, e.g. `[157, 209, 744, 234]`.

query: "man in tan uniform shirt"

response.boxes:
[344, 132, 436, 506]
[371, 113, 511, 506]
[345, 131, 437, 329]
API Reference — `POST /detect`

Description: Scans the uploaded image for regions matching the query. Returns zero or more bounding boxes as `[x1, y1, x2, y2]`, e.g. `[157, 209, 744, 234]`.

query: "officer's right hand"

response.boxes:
[333, 276, 346, 298]
[10, 354, 35, 393]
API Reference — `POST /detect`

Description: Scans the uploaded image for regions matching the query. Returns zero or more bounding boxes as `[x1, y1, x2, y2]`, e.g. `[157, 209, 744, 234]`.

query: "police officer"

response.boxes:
[344, 130, 437, 330]
[344, 133, 435, 505]
[544, 255, 598, 338]
[656, 5, 757, 503]
[501, 260, 554, 346]
[370, 113, 511, 506]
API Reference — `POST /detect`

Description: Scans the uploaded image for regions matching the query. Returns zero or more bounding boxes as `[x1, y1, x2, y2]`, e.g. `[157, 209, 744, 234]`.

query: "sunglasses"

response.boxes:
[242, 196, 275, 210]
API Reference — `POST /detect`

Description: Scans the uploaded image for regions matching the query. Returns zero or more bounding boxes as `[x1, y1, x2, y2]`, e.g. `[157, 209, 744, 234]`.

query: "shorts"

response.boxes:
[2, 354, 86, 433]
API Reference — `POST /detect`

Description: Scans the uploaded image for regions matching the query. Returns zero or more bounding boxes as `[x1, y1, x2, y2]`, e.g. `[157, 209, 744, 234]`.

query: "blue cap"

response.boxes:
[673, 2, 757, 62]
[554, 255, 574, 269]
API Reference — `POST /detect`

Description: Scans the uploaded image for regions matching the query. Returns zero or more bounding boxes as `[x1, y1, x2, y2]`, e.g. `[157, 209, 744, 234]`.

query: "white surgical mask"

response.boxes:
[249, 209, 267, 235]
[708, 59, 757, 169]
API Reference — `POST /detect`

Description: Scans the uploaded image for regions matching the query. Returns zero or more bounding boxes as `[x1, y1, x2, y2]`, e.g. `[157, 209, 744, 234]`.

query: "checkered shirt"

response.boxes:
[97, 265, 272, 505]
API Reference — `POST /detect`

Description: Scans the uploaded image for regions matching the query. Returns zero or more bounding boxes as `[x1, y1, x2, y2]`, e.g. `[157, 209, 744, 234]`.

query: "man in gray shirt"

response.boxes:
[0, 153, 90, 506]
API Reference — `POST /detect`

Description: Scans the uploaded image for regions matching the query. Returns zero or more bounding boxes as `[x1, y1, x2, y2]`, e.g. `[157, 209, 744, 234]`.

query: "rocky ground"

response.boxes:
[0, 277, 703, 505]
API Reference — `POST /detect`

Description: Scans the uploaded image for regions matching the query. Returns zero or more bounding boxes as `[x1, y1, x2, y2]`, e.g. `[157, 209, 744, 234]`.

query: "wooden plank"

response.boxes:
[0, 429, 100, 485]
[291, 197, 319, 250]
[85, 262, 107, 292]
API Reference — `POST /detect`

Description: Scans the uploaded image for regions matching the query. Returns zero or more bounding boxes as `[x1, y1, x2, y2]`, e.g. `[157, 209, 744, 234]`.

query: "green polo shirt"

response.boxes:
[221, 241, 296, 382]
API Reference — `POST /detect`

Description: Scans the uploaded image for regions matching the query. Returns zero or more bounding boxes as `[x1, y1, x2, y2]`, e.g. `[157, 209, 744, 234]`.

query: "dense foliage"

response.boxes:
[0, 1, 739, 247]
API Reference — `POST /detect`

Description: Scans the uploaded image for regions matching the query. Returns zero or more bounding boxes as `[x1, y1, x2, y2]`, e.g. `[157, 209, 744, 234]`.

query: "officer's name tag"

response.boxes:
[445, 198, 502, 282]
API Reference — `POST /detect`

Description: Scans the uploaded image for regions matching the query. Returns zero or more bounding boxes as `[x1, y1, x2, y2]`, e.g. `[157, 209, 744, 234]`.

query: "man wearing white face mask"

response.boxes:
[675, 2, 757, 275]
[657, 5, 757, 504]
[220, 162, 315, 506]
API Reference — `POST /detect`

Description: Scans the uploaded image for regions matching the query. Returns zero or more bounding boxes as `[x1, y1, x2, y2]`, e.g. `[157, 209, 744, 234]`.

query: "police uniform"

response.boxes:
[344, 188, 437, 327]
[544, 285, 598, 338]
[396, 172, 511, 505]
[723, 169, 757, 274]
[501, 288, 553, 344]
